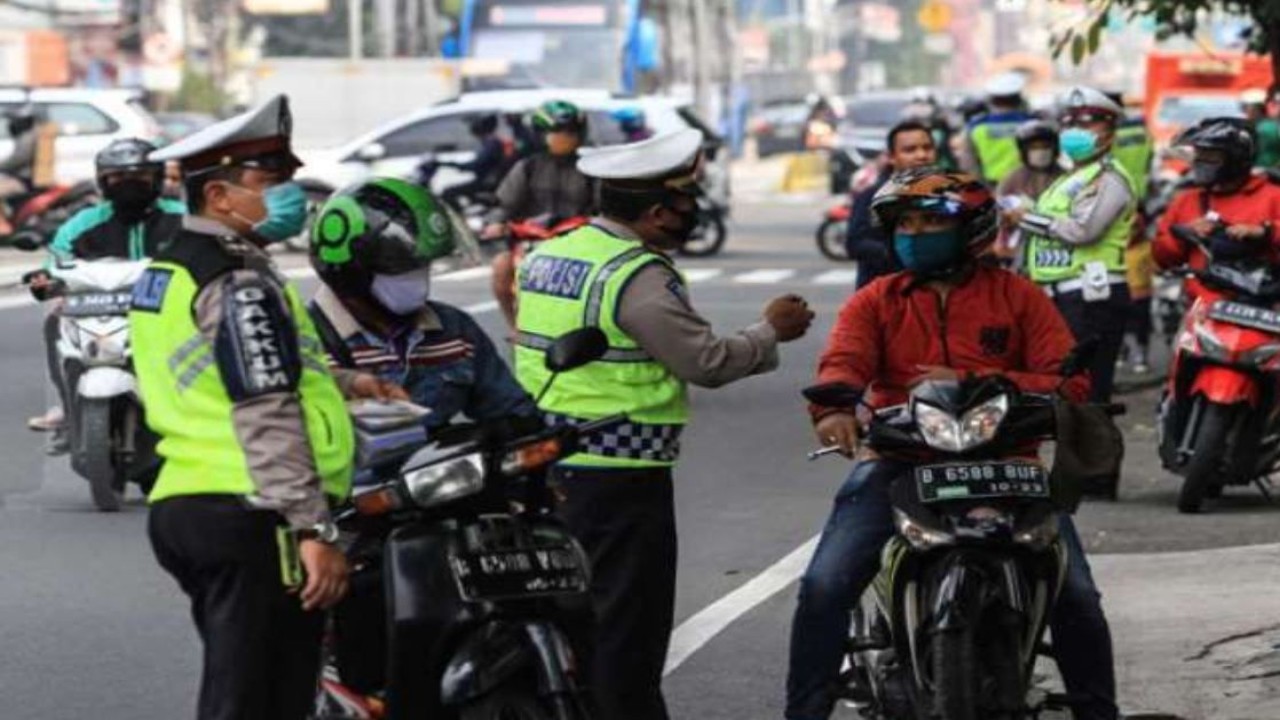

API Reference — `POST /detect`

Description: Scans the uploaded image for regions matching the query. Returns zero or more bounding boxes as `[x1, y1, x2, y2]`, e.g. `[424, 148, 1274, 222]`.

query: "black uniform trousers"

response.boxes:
[1052, 284, 1131, 403]
[554, 465, 677, 720]
[149, 496, 324, 720]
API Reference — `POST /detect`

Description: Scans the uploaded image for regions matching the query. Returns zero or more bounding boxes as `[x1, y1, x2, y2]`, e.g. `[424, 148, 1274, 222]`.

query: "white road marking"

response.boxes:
[461, 300, 500, 315]
[0, 294, 33, 311]
[437, 266, 495, 282]
[683, 268, 723, 283]
[733, 269, 796, 284]
[812, 269, 859, 286]
[664, 534, 819, 676]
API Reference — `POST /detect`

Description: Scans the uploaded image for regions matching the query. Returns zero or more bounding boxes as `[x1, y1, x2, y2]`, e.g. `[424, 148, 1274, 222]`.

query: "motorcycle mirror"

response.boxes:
[10, 231, 42, 252]
[545, 327, 608, 373]
[802, 382, 863, 409]
[1059, 338, 1099, 378]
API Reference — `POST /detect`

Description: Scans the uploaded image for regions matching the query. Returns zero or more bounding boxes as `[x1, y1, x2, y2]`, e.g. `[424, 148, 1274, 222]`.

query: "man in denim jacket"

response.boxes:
[307, 177, 537, 435]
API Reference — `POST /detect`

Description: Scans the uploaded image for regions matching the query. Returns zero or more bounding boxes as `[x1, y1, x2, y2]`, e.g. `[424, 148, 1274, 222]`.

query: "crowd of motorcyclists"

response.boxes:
[10, 66, 1280, 720]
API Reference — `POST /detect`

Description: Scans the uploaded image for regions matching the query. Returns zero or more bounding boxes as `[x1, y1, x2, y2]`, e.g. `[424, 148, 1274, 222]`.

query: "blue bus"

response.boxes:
[455, 0, 657, 92]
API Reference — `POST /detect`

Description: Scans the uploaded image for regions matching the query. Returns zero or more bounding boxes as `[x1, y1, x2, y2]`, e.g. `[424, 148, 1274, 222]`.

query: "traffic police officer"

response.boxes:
[130, 95, 402, 720]
[1107, 91, 1154, 200]
[961, 72, 1035, 184]
[1011, 86, 1137, 403]
[513, 129, 814, 720]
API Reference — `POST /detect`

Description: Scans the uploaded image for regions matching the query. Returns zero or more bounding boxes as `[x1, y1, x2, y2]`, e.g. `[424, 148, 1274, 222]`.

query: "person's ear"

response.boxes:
[204, 180, 231, 214]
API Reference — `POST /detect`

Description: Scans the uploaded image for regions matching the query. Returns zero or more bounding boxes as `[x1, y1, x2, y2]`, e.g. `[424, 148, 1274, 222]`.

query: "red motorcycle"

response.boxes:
[815, 200, 850, 261]
[3, 180, 99, 247]
[1159, 224, 1280, 513]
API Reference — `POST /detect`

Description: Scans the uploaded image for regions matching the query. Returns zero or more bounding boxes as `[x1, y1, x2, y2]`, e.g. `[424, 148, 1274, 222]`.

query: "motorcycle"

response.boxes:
[24, 257, 158, 511]
[815, 200, 851, 261]
[2, 180, 99, 247]
[677, 195, 728, 257]
[415, 154, 499, 235]
[804, 350, 1122, 720]
[1153, 271, 1185, 340]
[324, 327, 617, 720]
[1159, 224, 1280, 513]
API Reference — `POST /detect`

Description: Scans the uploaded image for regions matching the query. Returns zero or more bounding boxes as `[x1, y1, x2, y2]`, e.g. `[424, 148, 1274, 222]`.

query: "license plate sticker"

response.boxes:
[1209, 301, 1280, 334]
[450, 546, 588, 601]
[914, 461, 1049, 503]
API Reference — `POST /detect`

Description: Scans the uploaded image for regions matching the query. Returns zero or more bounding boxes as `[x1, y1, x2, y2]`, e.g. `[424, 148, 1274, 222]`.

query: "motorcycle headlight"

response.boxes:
[1014, 513, 1060, 550]
[1242, 342, 1280, 368]
[402, 452, 485, 509]
[895, 509, 954, 550]
[1194, 323, 1229, 360]
[915, 395, 1009, 452]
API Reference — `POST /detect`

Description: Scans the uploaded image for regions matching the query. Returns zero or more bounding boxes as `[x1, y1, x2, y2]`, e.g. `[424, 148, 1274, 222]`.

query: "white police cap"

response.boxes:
[578, 128, 704, 187]
[984, 72, 1028, 98]
[151, 94, 301, 174]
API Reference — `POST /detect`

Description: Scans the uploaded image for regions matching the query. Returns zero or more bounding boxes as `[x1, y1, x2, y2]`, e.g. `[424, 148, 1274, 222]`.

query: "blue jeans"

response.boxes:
[785, 460, 1118, 720]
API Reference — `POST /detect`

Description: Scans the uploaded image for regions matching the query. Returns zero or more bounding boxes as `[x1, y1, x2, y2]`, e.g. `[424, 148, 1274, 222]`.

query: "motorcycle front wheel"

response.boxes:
[459, 683, 584, 720]
[1178, 400, 1233, 513]
[815, 218, 849, 260]
[679, 212, 726, 257]
[78, 399, 123, 512]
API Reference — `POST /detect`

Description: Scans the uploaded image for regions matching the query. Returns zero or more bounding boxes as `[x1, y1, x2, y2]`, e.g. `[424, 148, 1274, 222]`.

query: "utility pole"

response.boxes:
[690, 0, 710, 119]
[348, 0, 363, 60]
[406, 0, 420, 55]
[422, 0, 440, 55]
[376, 0, 396, 56]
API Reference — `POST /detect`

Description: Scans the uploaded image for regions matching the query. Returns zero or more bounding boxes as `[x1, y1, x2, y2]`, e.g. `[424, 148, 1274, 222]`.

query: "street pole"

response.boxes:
[423, 0, 440, 56]
[690, 0, 710, 119]
[348, 0, 363, 61]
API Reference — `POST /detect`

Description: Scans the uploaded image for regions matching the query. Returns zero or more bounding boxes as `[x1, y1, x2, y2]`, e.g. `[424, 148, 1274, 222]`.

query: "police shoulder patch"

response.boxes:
[213, 276, 302, 401]
[130, 267, 173, 313]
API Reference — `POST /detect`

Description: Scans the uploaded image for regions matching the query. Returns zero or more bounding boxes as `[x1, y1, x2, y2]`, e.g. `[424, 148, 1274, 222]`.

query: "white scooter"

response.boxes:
[27, 257, 158, 511]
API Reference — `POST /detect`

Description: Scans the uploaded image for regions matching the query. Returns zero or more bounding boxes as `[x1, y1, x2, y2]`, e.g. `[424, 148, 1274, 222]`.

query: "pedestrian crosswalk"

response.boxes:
[434, 264, 859, 288]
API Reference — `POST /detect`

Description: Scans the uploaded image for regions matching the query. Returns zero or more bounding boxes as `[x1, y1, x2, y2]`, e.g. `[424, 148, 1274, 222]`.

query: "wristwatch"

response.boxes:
[295, 521, 340, 545]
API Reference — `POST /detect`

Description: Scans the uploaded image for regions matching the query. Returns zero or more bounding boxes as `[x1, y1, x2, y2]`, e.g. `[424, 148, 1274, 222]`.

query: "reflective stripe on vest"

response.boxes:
[514, 225, 688, 468]
[1026, 158, 1136, 286]
[130, 261, 355, 502]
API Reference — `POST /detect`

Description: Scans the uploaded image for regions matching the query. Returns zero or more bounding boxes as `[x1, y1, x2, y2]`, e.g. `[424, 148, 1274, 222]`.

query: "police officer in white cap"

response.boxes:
[130, 94, 404, 720]
[513, 129, 814, 719]
[961, 71, 1035, 183]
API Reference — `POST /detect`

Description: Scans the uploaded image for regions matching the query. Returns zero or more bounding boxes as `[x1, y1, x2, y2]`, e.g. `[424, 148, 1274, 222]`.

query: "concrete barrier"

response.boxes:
[779, 151, 830, 193]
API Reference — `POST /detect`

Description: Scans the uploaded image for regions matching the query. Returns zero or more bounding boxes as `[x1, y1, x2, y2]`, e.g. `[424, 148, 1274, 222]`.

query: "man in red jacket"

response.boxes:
[1153, 117, 1280, 299]
[785, 169, 1117, 720]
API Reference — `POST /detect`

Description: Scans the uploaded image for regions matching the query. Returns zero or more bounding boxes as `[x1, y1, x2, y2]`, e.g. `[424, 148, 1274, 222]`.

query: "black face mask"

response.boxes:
[105, 180, 159, 218]
[659, 199, 699, 243]
[1191, 160, 1224, 187]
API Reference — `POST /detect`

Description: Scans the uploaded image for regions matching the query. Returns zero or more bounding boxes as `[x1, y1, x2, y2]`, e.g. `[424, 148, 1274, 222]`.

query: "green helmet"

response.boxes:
[310, 177, 475, 294]
[532, 100, 587, 134]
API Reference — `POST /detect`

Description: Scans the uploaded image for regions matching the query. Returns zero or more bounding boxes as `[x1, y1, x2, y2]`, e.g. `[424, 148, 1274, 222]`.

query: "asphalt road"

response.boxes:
[1, 198, 1279, 719]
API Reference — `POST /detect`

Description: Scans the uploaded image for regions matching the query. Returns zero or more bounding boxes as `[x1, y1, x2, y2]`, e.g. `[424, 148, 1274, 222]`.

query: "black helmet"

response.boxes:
[311, 177, 476, 305]
[1176, 117, 1257, 185]
[6, 104, 36, 135]
[532, 99, 587, 134]
[95, 138, 164, 210]
[1015, 119, 1060, 165]
[468, 114, 499, 136]
[871, 168, 999, 258]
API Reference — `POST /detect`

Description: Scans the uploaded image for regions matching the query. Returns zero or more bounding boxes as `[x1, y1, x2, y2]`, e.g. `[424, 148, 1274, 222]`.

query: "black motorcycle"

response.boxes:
[804, 353, 1122, 720]
[328, 328, 617, 720]
[677, 195, 727, 257]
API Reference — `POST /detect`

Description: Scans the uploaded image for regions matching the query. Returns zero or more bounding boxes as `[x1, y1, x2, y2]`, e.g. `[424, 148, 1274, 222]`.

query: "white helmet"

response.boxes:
[1057, 86, 1124, 123]
[984, 72, 1028, 99]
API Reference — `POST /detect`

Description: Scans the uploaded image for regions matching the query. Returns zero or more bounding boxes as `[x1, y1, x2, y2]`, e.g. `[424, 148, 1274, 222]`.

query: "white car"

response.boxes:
[296, 89, 731, 207]
[0, 88, 162, 185]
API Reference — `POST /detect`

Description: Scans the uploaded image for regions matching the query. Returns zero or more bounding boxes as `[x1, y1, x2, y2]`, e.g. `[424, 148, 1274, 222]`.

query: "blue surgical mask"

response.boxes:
[229, 181, 308, 243]
[371, 268, 432, 315]
[893, 229, 964, 274]
[1059, 127, 1099, 162]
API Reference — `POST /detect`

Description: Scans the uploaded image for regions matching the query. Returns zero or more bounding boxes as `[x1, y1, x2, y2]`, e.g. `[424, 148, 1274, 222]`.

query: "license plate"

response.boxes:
[1208, 301, 1280, 334]
[914, 461, 1049, 503]
[450, 546, 588, 601]
[63, 291, 133, 316]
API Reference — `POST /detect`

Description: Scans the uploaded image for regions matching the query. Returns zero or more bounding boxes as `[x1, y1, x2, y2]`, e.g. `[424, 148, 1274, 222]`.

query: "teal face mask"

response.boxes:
[1059, 127, 1099, 162]
[252, 181, 308, 243]
[893, 228, 964, 275]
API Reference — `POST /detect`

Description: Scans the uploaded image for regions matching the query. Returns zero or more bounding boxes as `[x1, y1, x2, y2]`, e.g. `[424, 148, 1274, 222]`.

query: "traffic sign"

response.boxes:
[917, 0, 953, 34]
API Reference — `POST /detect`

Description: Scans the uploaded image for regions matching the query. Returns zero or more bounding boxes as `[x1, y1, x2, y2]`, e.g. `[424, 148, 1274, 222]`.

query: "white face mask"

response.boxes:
[370, 268, 431, 316]
[1027, 148, 1057, 170]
